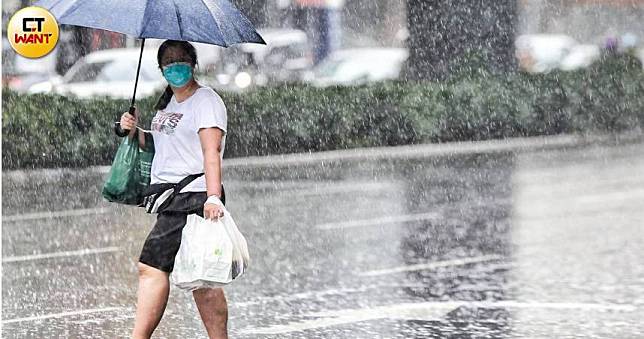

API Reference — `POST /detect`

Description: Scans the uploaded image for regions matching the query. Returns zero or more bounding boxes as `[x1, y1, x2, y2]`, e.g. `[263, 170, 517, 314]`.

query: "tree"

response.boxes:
[405, 0, 518, 81]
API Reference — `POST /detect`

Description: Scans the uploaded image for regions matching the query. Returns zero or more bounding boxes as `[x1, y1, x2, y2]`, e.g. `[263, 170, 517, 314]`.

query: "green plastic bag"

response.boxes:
[102, 131, 154, 205]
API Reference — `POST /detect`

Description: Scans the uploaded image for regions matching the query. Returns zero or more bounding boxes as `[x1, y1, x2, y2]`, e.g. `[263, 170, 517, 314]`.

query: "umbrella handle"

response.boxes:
[127, 106, 137, 138]
[116, 106, 141, 143]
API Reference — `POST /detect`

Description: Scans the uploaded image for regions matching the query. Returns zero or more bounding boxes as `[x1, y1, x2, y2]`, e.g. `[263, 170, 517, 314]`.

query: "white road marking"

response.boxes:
[480, 301, 637, 311]
[2, 307, 129, 324]
[3, 247, 121, 263]
[235, 287, 368, 307]
[288, 182, 396, 197]
[239, 303, 451, 335]
[70, 312, 135, 325]
[316, 212, 440, 230]
[358, 255, 505, 277]
[240, 300, 638, 335]
[3, 207, 110, 222]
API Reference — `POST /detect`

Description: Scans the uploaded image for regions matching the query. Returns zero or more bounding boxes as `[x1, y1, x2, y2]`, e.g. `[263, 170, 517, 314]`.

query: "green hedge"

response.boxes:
[3, 55, 643, 169]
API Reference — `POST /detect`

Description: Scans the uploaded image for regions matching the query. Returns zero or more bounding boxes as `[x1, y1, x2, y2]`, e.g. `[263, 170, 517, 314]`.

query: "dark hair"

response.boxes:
[154, 40, 198, 110]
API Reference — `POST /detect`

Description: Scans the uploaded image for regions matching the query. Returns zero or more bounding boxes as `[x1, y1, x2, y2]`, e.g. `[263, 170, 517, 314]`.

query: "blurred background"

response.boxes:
[3, 0, 643, 95]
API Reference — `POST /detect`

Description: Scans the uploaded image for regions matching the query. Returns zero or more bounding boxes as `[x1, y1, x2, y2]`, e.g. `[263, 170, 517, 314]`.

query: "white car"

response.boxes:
[515, 34, 577, 73]
[307, 48, 408, 87]
[559, 44, 600, 71]
[29, 47, 165, 99]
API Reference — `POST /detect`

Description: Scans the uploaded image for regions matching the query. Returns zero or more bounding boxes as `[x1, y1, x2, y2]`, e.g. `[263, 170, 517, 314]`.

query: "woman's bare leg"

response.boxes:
[193, 288, 228, 339]
[131, 263, 170, 339]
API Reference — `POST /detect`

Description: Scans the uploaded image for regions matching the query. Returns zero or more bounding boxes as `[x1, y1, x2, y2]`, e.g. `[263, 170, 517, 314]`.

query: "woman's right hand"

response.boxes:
[119, 109, 138, 131]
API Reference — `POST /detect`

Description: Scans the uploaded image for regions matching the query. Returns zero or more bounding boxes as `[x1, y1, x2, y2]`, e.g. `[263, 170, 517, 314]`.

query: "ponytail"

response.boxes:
[155, 85, 173, 110]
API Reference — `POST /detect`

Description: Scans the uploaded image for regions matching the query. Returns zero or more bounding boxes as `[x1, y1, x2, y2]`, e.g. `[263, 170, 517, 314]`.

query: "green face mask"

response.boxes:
[162, 62, 193, 88]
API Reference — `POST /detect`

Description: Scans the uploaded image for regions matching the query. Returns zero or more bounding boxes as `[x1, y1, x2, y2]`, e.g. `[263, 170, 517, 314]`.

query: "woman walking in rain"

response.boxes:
[118, 40, 229, 339]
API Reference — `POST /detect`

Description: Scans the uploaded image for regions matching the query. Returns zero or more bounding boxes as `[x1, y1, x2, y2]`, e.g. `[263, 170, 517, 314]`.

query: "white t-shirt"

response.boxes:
[149, 86, 227, 193]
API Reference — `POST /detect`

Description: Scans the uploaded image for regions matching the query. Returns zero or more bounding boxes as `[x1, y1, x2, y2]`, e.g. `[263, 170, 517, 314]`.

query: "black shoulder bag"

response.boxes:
[141, 173, 204, 214]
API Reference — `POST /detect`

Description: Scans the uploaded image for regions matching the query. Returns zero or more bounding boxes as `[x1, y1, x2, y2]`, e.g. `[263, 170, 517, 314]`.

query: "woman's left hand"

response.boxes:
[204, 202, 224, 221]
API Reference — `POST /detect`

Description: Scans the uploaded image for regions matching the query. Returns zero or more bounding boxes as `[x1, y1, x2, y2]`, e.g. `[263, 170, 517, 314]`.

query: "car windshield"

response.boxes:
[67, 61, 108, 83]
[264, 44, 307, 66]
[66, 59, 158, 83]
[216, 48, 257, 73]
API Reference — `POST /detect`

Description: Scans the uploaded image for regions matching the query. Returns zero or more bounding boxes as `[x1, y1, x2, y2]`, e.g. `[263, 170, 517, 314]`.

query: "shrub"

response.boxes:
[3, 57, 643, 169]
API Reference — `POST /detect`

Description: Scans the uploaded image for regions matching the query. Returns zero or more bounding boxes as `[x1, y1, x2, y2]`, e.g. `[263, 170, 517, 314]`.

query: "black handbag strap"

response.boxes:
[142, 173, 204, 197]
[156, 173, 203, 213]
[173, 173, 205, 194]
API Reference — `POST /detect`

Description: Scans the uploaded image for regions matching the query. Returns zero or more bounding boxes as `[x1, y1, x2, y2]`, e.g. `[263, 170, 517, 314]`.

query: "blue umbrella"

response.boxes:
[34, 0, 265, 113]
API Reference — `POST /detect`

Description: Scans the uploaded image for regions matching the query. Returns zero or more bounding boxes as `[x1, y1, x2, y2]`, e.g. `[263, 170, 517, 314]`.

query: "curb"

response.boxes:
[220, 132, 643, 168]
[4, 132, 643, 177]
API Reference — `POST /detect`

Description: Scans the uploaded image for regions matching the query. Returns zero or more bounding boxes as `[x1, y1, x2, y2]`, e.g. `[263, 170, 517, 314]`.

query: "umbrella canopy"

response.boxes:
[34, 0, 265, 47]
[33, 0, 265, 124]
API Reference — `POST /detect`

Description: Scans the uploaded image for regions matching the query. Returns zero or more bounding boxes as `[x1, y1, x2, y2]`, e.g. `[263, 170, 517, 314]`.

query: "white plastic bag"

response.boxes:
[221, 211, 250, 279]
[171, 210, 249, 291]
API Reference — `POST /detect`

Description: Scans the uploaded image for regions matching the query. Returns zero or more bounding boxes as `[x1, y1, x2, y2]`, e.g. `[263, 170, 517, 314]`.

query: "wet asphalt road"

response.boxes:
[3, 138, 644, 338]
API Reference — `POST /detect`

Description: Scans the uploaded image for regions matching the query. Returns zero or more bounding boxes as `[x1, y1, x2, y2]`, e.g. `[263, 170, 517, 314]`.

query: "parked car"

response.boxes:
[515, 34, 578, 73]
[204, 28, 312, 91]
[559, 44, 601, 71]
[305, 48, 409, 87]
[2, 37, 56, 92]
[29, 47, 165, 99]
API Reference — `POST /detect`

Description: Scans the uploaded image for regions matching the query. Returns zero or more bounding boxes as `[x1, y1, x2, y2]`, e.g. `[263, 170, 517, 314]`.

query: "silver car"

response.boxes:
[306, 48, 409, 87]
[29, 47, 165, 99]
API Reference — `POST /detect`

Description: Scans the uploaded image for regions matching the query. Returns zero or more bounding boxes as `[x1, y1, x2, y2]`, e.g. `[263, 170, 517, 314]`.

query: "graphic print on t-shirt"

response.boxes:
[151, 111, 183, 135]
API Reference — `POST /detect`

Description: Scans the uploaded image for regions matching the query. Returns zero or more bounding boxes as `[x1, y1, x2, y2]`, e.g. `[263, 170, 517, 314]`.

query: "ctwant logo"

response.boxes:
[7, 7, 59, 58]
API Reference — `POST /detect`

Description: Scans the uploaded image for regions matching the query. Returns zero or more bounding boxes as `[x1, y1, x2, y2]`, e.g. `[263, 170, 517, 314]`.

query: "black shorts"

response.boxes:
[138, 186, 226, 273]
